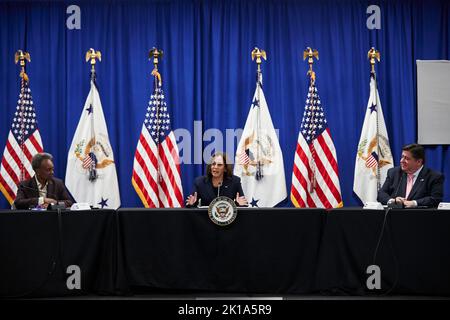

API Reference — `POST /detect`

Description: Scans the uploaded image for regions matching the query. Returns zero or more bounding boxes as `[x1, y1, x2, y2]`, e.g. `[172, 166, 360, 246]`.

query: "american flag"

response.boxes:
[0, 77, 43, 204]
[238, 150, 250, 165]
[365, 151, 379, 168]
[82, 153, 95, 169]
[290, 81, 343, 209]
[131, 76, 183, 207]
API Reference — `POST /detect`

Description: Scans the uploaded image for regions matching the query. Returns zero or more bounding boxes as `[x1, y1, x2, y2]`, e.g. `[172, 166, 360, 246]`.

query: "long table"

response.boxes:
[0, 209, 123, 297]
[315, 208, 450, 296]
[1, 208, 450, 297]
[118, 207, 325, 294]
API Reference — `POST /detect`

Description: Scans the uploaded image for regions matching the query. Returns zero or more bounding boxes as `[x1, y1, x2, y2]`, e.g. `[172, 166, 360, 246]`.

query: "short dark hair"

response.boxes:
[402, 144, 425, 164]
[206, 152, 233, 179]
[31, 152, 53, 170]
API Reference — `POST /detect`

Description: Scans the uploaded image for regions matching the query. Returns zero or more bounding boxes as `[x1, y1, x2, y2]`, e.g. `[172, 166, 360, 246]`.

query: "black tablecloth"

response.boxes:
[0, 209, 121, 298]
[119, 208, 326, 294]
[315, 208, 450, 296]
[2, 207, 450, 297]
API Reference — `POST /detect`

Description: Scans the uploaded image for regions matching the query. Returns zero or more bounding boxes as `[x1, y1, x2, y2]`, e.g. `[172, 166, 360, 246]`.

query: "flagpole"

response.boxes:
[149, 48, 164, 184]
[251, 47, 266, 180]
[85, 48, 102, 181]
[303, 47, 319, 192]
[85, 48, 101, 141]
[14, 50, 31, 182]
[368, 47, 381, 191]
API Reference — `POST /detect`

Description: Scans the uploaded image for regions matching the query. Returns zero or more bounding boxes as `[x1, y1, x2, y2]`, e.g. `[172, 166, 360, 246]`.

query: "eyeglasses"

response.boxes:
[211, 162, 224, 167]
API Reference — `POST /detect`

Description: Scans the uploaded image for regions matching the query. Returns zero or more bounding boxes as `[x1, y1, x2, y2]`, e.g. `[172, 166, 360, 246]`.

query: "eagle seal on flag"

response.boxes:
[236, 130, 274, 177]
[356, 136, 392, 176]
[73, 134, 115, 182]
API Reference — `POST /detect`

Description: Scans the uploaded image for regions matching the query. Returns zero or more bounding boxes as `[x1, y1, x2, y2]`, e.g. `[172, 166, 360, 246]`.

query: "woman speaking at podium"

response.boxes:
[186, 152, 248, 207]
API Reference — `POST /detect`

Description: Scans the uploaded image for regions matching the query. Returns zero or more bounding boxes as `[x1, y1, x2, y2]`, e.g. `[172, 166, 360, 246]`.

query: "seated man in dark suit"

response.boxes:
[377, 143, 444, 208]
[186, 152, 248, 207]
[14, 152, 73, 209]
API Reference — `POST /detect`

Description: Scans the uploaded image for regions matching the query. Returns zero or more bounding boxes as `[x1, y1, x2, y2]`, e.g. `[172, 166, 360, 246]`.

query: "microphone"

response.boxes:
[17, 183, 67, 210]
[18, 183, 59, 200]
[388, 171, 404, 209]
[217, 182, 222, 197]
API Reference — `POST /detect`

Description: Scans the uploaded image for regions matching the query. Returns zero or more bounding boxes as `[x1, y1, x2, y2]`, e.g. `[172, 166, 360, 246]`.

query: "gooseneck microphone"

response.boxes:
[217, 181, 222, 197]
[18, 184, 59, 200]
[373, 171, 402, 295]
[16, 183, 67, 210]
[388, 171, 404, 209]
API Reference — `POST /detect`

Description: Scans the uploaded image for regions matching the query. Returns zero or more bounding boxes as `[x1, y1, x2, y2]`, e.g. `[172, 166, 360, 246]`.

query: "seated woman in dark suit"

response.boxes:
[14, 152, 73, 209]
[186, 152, 248, 207]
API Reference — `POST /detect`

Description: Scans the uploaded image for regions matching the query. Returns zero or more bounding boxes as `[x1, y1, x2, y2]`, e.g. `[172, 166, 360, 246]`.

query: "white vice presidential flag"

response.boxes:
[65, 80, 121, 209]
[234, 75, 287, 207]
[353, 74, 394, 204]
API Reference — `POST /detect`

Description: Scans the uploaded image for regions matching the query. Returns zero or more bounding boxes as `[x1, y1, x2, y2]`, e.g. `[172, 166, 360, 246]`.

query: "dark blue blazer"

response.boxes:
[377, 166, 444, 207]
[188, 175, 245, 207]
[14, 176, 74, 209]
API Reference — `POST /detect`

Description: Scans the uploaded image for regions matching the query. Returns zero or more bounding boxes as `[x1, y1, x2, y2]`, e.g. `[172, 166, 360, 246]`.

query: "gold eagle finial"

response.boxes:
[15, 50, 31, 82]
[15, 50, 31, 65]
[149, 47, 163, 86]
[85, 48, 101, 76]
[367, 47, 380, 74]
[149, 47, 163, 66]
[251, 47, 266, 65]
[251, 47, 266, 75]
[85, 48, 102, 64]
[303, 47, 319, 82]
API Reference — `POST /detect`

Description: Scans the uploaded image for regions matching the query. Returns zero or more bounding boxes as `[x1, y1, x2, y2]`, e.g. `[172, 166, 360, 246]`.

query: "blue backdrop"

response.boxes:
[1, 0, 449, 209]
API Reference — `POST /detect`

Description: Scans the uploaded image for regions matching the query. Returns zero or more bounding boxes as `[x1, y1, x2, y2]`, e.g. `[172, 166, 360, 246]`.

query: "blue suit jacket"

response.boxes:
[377, 166, 444, 207]
[188, 175, 245, 207]
[14, 176, 74, 209]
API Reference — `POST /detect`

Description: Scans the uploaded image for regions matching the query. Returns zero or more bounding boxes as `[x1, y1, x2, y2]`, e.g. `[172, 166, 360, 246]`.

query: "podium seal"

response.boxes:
[208, 196, 237, 226]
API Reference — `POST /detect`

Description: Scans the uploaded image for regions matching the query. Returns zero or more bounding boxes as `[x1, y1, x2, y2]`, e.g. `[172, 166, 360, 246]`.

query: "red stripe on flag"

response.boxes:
[134, 150, 158, 200]
[133, 171, 156, 208]
[132, 170, 154, 208]
[134, 147, 159, 198]
[29, 133, 43, 153]
[165, 135, 182, 166]
[317, 136, 342, 204]
[293, 149, 310, 206]
[131, 176, 149, 208]
[166, 136, 184, 200]
[139, 134, 159, 169]
[10, 141, 33, 180]
[155, 164, 173, 207]
[290, 180, 306, 207]
[0, 173, 16, 202]
[366, 156, 377, 168]
[1, 157, 19, 185]
[318, 131, 339, 174]
[135, 149, 161, 208]
[6, 141, 23, 170]
[136, 138, 160, 207]
[160, 137, 184, 205]
[313, 140, 342, 204]
[309, 143, 334, 208]
[312, 181, 332, 209]
[24, 168, 31, 180]
[294, 144, 316, 207]
[160, 148, 180, 206]
[21, 144, 33, 163]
